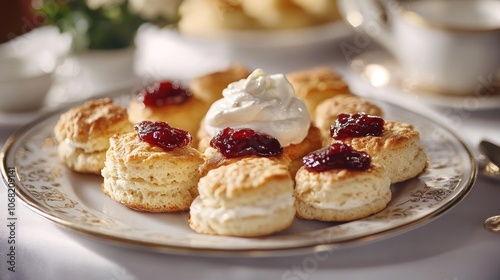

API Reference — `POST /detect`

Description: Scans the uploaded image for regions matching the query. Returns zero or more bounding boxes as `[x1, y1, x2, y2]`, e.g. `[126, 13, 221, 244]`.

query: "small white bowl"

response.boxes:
[0, 26, 71, 112]
[0, 70, 54, 112]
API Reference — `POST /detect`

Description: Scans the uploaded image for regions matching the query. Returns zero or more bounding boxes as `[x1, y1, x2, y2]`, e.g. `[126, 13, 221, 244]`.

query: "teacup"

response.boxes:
[338, 0, 500, 96]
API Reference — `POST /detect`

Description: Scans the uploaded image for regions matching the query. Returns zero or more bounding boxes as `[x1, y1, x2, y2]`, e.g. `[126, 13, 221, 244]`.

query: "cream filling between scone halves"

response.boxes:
[190, 193, 294, 223]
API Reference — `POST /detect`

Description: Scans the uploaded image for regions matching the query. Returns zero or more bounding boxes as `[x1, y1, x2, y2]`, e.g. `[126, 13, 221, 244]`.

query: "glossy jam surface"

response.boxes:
[135, 121, 192, 151]
[137, 81, 192, 107]
[303, 142, 371, 172]
[331, 113, 385, 140]
[210, 127, 283, 158]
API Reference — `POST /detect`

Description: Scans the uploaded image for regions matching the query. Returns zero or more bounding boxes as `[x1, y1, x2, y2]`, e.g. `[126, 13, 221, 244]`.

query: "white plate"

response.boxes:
[349, 50, 500, 110]
[1, 98, 476, 256]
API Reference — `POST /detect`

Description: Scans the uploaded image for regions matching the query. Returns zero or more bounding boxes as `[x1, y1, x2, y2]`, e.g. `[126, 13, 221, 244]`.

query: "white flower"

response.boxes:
[128, 0, 182, 21]
[86, 0, 125, 10]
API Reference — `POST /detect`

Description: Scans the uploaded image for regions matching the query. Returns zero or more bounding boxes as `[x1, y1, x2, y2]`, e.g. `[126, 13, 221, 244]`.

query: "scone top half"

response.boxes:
[54, 98, 132, 153]
[198, 157, 294, 208]
[340, 120, 428, 183]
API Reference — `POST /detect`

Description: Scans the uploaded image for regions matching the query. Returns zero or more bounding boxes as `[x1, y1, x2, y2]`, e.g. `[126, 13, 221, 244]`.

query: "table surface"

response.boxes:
[1, 27, 500, 280]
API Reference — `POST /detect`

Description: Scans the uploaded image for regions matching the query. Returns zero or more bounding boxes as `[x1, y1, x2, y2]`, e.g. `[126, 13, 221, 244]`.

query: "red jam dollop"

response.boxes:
[135, 121, 192, 151]
[303, 142, 371, 172]
[137, 80, 192, 107]
[330, 113, 385, 140]
[210, 127, 283, 158]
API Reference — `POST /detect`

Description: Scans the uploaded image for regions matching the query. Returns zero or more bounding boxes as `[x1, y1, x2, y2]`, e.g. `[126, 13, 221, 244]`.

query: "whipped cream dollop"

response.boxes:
[204, 69, 310, 147]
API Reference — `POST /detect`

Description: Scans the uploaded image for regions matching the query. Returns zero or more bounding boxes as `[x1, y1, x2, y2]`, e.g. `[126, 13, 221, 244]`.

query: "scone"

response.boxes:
[315, 94, 384, 139]
[128, 80, 210, 140]
[195, 116, 211, 152]
[283, 125, 322, 176]
[295, 163, 391, 222]
[286, 67, 352, 115]
[53, 98, 133, 174]
[189, 157, 296, 237]
[339, 120, 427, 183]
[189, 64, 251, 104]
[101, 124, 204, 212]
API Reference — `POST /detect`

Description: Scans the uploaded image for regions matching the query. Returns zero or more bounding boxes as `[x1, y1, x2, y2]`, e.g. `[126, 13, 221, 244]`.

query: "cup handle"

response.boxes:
[338, 0, 396, 52]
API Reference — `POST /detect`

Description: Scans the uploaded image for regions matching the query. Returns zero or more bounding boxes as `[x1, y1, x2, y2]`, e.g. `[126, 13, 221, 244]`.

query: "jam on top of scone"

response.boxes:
[210, 127, 283, 158]
[135, 121, 192, 151]
[303, 142, 371, 172]
[137, 80, 192, 107]
[330, 113, 385, 140]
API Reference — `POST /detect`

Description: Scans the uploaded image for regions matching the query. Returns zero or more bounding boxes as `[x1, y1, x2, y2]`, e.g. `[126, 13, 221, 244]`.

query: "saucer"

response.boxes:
[349, 50, 500, 110]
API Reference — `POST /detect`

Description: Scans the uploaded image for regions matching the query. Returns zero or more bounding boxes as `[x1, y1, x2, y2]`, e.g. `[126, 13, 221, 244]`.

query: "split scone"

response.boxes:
[128, 80, 210, 140]
[315, 94, 384, 139]
[53, 98, 133, 174]
[295, 164, 391, 222]
[295, 142, 392, 222]
[337, 119, 427, 183]
[101, 122, 204, 212]
[189, 157, 296, 237]
[286, 66, 352, 115]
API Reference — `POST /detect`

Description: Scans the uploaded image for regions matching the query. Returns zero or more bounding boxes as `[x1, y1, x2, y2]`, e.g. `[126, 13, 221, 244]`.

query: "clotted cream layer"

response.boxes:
[190, 193, 295, 223]
[204, 69, 310, 147]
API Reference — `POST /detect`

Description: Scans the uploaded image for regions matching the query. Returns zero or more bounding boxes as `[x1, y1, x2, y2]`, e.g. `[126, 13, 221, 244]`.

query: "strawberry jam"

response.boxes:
[135, 121, 192, 151]
[210, 127, 283, 158]
[303, 142, 371, 172]
[331, 113, 385, 140]
[137, 80, 192, 107]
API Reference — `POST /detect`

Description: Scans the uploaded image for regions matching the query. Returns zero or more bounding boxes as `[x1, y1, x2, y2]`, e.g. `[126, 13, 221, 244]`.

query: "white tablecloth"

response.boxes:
[1, 28, 500, 280]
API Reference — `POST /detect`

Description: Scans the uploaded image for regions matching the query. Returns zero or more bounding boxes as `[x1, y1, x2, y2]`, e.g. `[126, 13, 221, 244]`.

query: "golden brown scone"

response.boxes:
[294, 164, 391, 222]
[196, 117, 211, 152]
[101, 132, 204, 212]
[315, 95, 384, 139]
[198, 147, 292, 177]
[128, 94, 209, 143]
[189, 64, 251, 104]
[283, 124, 323, 176]
[189, 157, 296, 237]
[287, 67, 351, 115]
[53, 98, 133, 174]
[339, 121, 427, 183]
